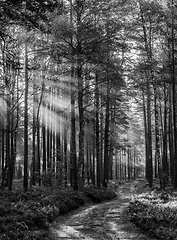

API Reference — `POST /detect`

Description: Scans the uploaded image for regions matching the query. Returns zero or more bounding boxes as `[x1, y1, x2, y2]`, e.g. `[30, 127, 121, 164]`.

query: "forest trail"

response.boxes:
[49, 181, 155, 240]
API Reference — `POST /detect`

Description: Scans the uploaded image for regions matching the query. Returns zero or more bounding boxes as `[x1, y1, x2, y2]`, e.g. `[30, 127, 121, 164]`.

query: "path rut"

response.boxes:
[49, 181, 155, 240]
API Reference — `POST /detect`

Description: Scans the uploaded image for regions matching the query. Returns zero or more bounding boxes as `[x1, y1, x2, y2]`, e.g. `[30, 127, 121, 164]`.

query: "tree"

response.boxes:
[0, 0, 155, 192]
[23, 38, 29, 192]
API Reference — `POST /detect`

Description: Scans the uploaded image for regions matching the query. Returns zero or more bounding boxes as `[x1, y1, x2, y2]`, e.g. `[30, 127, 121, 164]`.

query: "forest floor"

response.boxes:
[0, 181, 117, 240]
[2, 179, 177, 239]
[49, 181, 155, 240]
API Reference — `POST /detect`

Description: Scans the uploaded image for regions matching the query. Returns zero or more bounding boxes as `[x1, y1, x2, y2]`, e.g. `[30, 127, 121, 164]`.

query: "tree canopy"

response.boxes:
[0, 0, 176, 193]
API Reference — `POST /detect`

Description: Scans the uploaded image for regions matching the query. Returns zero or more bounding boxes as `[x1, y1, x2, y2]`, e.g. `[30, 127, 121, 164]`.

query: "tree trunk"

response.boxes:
[37, 121, 41, 186]
[6, 103, 11, 190]
[47, 98, 51, 171]
[146, 80, 153, 188]
[31, 84, 36, 186]
[161, 82, 169, 189]
[1, 124, 5, 189]
[23, 39, 29, 192]
[171, 0, 177, 188]
[42, 103, 47, 174]
[70, 77, 78, 190]
[142, 90, 148, 179]
[95, 72, 101, 188]
[64, 118, 68, 188]
[154, 83, 161, 179]
[103, 82, 110, 188]
[169, 89, 175, 185]
[139, 1, 154, 188]
[69, 0, 78, 190]
[77, 19, 85, 189]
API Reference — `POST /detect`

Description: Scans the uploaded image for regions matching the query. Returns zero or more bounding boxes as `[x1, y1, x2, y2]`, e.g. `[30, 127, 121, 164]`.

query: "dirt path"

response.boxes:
[49, 181, 155, 240]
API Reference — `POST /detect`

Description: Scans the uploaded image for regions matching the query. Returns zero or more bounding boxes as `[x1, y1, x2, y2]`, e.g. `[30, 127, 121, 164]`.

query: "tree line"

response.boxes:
[0, 0, 176, 192]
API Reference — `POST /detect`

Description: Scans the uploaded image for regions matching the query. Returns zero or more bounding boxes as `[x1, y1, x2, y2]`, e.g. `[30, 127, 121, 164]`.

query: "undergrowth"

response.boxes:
[128, 183, 177, 240]
[0, 184, 117, 240]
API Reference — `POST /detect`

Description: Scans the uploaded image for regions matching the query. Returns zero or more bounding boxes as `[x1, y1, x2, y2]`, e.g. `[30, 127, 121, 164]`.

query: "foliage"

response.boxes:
[128, 190, 177, 240]
[0, 186, 117, 239]
[0, 0, 59, 31]
[84, 185, 117, 203]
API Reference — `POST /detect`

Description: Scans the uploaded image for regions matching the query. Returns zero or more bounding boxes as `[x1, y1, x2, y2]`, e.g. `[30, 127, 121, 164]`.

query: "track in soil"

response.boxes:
[49, 181, 156, 240]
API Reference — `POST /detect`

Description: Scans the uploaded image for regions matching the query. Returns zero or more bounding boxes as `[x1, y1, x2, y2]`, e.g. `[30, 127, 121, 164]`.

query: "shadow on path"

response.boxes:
[49, 181, 156, 240]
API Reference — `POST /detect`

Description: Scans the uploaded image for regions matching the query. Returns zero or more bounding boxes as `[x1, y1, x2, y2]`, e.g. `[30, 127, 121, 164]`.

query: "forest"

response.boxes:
[0, 0, 177, 239]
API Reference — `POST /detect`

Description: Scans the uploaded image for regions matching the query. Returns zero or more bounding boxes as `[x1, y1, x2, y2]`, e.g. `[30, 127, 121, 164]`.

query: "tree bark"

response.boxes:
[95, 72, 101, 188]
[171, 0, 177, 188]
[23, 39, 29, 192]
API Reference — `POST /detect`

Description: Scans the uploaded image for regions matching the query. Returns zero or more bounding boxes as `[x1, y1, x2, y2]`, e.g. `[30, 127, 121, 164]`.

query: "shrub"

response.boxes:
[128, 191, 177, 240]
[104, 189, 117, 200]
[0, 184, 117, 239]
[84, 185, 117, 203]
[84, 185, 104, 203]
